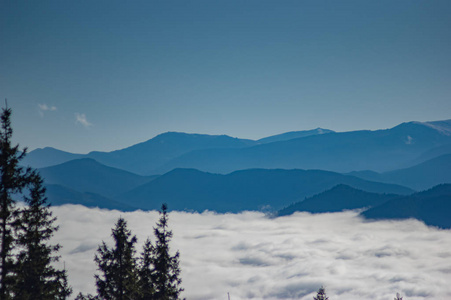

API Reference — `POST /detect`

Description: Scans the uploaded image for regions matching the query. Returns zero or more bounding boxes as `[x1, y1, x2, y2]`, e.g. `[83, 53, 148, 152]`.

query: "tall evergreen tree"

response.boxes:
[138, 238, 155, 300]
[313, 286, 329, 300]
[82, 205, 183, 299]
[151, 204, 183, 300]
[0, 105, 33, 300]
[94, 218, 140, 300]
[14, 173, 72, 299]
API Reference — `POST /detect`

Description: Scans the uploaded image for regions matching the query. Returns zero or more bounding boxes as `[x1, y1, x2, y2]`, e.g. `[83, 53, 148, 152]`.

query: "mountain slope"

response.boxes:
[39, 158, 156, 197]
[408, 143, 451, 166]
[361, 184, 451, 229]
[45, 184, 136, 211]
[157, 120, 451, 174]
[25, 132, 258, 174]
[348, 154, 451, 190]
[277, 184, 400, 216]
[87, 132, 258, 175]
[24, 120, 451, 175]
[257, 128, 334, 144]
[22, 147, 83, 168]
[119, 168, 413, 212]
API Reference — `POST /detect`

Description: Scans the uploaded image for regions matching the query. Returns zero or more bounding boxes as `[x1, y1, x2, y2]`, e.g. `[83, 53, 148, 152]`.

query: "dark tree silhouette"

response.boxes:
[80, 204, 184, 299]
[94, 218, 140, 300]
[313, 286, 329, 300]
[150, 204, 183, 300]
[74, 293, 99, 300]
[14, 173, 72, 299]
[0, 105, 33, 299]
[394, 293, 403, 300]
[138, 238, 156, 299]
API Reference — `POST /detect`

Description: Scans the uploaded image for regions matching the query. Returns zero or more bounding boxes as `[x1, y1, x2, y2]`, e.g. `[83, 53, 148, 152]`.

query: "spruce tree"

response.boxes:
[94, 218, 140, 300]
[394, 293, 403, 300]
[74, 293, 99, 300]
[313, 286, 329, 300]
[0, 105, 33, 300]
[151, 204, 183, 300]
[14, 173, 72, 299]
[138, 238, 156, 299]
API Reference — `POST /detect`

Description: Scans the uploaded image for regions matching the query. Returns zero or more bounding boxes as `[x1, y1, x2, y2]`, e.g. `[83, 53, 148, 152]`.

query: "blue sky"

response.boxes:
[1, 0, 450, 153]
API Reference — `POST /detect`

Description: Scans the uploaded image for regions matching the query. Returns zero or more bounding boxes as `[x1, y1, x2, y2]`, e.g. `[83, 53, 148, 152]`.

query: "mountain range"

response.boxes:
[37, 159, 412, 213]
[39, 158, 156, 197]
[277, 184, 400, 216]
[24, 120, 451, 175]
[277, 184, 451, 229]
[117, 168, 412, 212]
[362, 184, 451, 229]
[155, 120, 451, 174]
[348, 153, 451, 191]
[18, 119, 451, 226]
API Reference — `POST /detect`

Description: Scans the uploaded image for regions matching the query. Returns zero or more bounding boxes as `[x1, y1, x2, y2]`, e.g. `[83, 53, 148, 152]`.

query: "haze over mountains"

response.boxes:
[276, 183, 451, 229]
[24, 128, 330, 174]
[21, 119, 451, 227]
[362, 184, 451, 229]
[277, 184, 401, 216]
[117, 168, 412, 212]
[39, 158, 155, 197]
[25, 120, 451, 175]
[348, 153, 451, 190]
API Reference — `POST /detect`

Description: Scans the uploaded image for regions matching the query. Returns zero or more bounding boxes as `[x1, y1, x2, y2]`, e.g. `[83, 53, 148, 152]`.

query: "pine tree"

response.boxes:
[313, 286, 329, 300]
[151, 204, 183, 300]
[94, 218, 140, 300]
[394, 293, 403, 300]
[138, 238, 156, 300]
[74, 293, 99, 300]
[13, 173, 72, 299]
[0, 105, 33, 300]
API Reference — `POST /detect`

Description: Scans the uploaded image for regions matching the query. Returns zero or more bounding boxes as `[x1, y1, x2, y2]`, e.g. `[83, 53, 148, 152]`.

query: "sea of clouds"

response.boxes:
[52, 205, 451, 300]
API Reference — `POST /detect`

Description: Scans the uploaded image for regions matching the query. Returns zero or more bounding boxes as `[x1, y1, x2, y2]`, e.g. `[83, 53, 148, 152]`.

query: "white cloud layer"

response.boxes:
[75, 113, 92, 128]
[52, 206, 451, 300]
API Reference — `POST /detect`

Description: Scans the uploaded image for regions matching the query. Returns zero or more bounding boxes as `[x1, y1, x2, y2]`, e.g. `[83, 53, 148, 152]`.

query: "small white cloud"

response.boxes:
[38, 104, 57, 111]
[75, 113, 92, 129]
[38, 103, 57, 116]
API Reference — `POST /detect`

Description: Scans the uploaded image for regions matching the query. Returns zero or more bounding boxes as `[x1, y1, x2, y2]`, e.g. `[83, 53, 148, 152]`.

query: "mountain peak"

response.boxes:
[395, 119, 451, 135]
[420, 120, 451, 136]
[257, 128, 334, 144]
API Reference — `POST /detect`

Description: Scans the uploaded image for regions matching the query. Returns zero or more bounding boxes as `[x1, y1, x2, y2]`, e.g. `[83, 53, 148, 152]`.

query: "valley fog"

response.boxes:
[53, 205, 451, 300]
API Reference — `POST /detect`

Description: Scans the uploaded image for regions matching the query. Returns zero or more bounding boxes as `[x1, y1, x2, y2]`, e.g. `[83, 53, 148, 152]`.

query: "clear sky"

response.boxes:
[1, 0, 450, 153]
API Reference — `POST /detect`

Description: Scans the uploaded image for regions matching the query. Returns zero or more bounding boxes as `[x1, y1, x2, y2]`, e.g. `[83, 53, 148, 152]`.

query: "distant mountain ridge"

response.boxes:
[348, 153, 451, 190]
[276, 183, 451, 229]
[34, 156, 414, 213]
[256, 128, 334, 144]
[155, 120, 451, 174]
[118, 168, 413, 212]
[277, 184, 400, 216]
[45, 184, 136, 211]
[22, 147, 83, 169]
[418, 119, 451, 135]
[24, 128, 333, 174]
[23, 120, 451, 175]
[87, 132, 257, 175]
[26, 132, 258, 175]
[39, 158, 156, 197]
[362, 184, 451, 229]
[22, 119, 451, 218]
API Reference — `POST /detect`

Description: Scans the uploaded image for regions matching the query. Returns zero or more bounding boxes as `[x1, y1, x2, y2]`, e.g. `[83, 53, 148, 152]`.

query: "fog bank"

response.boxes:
[53, 206, 451, 300]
